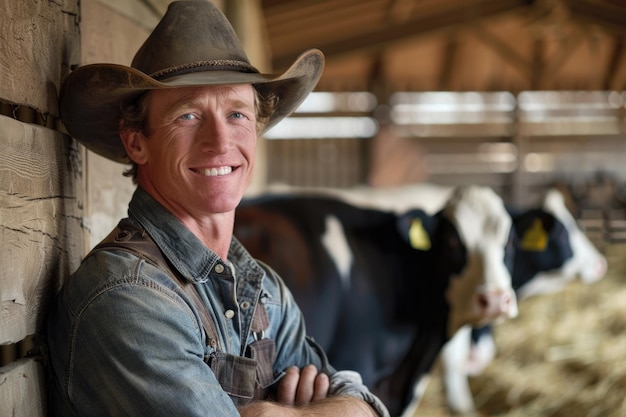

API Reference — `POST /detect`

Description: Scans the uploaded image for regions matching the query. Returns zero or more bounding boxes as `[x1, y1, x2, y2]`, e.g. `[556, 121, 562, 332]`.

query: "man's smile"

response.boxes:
[192, 166, 233, 176]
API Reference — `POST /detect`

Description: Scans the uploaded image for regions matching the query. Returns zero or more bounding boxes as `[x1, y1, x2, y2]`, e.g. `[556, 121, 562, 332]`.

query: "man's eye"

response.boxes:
[179, 113, 195, 120]
[230, 112, 245, 119]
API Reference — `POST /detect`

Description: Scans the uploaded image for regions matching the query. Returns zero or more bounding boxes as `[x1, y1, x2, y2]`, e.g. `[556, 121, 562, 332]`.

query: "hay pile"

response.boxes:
[416, 244, 626, 417]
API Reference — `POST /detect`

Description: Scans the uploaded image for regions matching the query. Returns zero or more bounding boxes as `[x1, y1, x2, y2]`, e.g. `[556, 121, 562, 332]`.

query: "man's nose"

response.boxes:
[199, 120, 232, 154]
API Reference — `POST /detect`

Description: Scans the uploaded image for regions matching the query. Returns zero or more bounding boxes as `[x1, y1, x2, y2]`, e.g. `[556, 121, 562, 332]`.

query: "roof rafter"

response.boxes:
[272, 0, 536, 69]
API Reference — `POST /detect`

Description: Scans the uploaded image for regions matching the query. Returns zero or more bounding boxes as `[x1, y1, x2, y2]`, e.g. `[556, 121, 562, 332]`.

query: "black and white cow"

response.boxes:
[249, 182, 606, 415]
[440, 188, 608, 415]
[235, 185, 518, 415]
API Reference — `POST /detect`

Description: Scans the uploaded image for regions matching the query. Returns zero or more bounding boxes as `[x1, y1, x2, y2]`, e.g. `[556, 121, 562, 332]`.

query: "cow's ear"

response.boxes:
[528, 209, 574, 261]
[397, 209, 437, 251]
[514, 209, 555, 252]
[520, 219, 548, 251]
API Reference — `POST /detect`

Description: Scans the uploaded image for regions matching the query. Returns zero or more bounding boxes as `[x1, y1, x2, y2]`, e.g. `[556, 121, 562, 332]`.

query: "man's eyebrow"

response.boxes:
[228, 98, 255, 113]
[166, 90, 255, 113]
[166, 90, 205, 110]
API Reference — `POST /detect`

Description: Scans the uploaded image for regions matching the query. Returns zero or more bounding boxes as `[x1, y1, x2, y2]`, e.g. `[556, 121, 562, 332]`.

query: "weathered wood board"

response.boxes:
[81, 0, 153, 66]
[80, 0, 154, 247]
[0, 0, 80, 113]
[0, 359, 47, 417]
[0, 115, 85, 345]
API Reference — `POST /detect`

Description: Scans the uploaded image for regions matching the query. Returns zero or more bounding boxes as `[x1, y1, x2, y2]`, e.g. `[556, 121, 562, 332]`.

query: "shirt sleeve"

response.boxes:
[260, 263, 390, 417]
[329, 370, 391, 417]
[63, 266, 240, 417]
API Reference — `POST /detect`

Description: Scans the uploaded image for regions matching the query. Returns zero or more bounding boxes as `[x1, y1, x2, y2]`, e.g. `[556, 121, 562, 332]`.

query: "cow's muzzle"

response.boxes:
[475, 289, 518, 324]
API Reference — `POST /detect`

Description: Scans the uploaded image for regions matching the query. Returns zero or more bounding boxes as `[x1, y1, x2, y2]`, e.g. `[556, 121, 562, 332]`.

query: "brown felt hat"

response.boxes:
[59, 0, 324, 163]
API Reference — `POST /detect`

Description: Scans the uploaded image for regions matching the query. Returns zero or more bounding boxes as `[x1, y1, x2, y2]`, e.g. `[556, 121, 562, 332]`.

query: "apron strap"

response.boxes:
[89, 219, 276, 401]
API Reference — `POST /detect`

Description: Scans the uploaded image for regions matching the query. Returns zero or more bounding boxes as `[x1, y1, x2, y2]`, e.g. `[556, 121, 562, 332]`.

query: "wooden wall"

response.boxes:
[79, 0, 157, 245]
[0, 0, 82, 416]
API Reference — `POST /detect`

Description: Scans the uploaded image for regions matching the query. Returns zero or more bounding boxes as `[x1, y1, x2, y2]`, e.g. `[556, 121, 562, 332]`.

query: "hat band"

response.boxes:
[151, 60, 259, 80]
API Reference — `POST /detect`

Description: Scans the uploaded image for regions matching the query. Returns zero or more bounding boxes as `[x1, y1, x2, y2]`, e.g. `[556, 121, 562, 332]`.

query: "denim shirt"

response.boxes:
[47, 187, 389, 417]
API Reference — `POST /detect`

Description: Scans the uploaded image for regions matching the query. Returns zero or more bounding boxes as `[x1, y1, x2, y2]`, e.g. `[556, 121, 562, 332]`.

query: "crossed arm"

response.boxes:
[239, 365, 379, 417]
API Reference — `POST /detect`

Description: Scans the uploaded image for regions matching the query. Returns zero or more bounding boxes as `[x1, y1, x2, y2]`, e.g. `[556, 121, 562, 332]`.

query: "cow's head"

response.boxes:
[509, 207, 574, 290]
[441, 186, 518, 333]
[516, 189, 607, 298]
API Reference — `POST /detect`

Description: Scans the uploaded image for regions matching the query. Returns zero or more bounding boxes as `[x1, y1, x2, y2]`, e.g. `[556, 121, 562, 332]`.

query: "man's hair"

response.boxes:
[119, 87, 278, 183]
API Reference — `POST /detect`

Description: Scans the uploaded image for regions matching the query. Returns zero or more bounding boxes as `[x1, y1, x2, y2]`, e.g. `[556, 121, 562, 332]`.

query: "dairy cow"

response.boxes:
[252, 183, 607, 415]
[440, 188, 608, 415]
[235, 185, 518, 416]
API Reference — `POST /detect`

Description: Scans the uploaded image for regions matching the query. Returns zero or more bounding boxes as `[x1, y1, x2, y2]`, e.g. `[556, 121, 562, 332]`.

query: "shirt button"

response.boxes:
[224, 309, 235, 319]
[214, 264, 225, 273]
[240, 301, 251, 309]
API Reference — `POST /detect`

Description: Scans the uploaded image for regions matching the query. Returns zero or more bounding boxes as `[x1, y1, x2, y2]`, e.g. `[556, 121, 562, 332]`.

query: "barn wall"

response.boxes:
[79, 0, 155, 246]
[0, 1, 82, 416]
[265, 122, 626, 208]
[266, 138, 369, 187]
[0, 0, 269, 414]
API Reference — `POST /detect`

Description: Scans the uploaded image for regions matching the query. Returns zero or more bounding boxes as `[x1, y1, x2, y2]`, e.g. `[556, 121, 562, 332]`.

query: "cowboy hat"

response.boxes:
[59, 0, 324, 163]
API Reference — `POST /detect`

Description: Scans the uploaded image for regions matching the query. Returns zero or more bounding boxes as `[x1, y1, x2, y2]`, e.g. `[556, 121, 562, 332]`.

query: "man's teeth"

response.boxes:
[199, 167, 232, 176]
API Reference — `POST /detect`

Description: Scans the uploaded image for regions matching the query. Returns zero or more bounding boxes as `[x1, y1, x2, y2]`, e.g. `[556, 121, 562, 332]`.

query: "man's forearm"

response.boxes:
[238, 395, 379, 417]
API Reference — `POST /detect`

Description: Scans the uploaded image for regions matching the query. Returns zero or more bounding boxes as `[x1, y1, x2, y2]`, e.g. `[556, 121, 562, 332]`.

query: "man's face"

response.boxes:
[130, 84, 258, 220]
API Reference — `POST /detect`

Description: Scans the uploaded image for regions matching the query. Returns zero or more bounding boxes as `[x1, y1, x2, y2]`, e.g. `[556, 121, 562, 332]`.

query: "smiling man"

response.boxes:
[121, 85, 259, 254]
[45, 2, 388, 417]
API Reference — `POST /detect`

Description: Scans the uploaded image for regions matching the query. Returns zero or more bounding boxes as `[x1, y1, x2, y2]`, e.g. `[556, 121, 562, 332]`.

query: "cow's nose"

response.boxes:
[477, 289, 517, 321]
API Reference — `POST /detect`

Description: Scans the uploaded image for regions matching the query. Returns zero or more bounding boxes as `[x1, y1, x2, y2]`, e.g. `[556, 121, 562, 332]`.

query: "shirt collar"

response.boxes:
[127, 187, 264, 284]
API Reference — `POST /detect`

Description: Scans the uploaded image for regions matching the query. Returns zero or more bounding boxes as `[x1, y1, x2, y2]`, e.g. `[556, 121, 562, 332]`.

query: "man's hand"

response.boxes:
[239, 366, 380, 417]
[276, 364, 330, 405]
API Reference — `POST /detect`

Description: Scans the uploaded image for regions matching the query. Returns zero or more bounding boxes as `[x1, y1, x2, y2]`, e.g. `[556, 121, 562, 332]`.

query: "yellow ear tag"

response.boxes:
[409, 218, 431, 250]
[521, 219, 548, 251]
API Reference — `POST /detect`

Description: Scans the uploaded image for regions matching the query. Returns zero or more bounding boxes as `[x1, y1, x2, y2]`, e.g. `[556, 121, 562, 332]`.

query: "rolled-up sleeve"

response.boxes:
[261, 266, 390, 417]
[329, 370, 391, 417]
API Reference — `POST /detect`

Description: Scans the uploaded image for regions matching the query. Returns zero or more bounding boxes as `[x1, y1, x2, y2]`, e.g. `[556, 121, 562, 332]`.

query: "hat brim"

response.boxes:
[59, 49, 324, 163]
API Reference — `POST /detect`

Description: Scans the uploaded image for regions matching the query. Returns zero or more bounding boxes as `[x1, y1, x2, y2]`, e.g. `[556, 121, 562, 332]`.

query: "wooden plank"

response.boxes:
[79, 0, 151, 248]
[90, 0, 162, 32]
[0, 0, 80, 113]
[81, 0, 153, 66]
[0, 115, 86, 344]
[0, 358, 47, 417]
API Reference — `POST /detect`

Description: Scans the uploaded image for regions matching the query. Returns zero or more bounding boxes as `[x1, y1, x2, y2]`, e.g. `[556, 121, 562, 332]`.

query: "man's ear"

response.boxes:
[119, 128, 149, 164]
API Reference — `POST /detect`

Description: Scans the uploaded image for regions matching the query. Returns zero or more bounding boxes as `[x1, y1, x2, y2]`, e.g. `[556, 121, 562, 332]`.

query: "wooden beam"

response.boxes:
[263, 0, 366, 18]
[566, 0, 626, 35]
[531, 37, 545, 90]
[470, 23, 533, 79]
[438, 34, 460, 90]
[539, 28, 585, 87]
[603, 37, 625, 89]
[264, 0, 381, 44]
[272, 0, 535, 69]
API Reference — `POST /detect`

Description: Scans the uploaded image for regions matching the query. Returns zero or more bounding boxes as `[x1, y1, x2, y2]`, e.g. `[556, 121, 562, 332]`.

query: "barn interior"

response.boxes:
[2, 0, 623, 416]
[80, 0, 626, 243]
[258, 1, 626, 415]
[107, 1, 626, 416]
